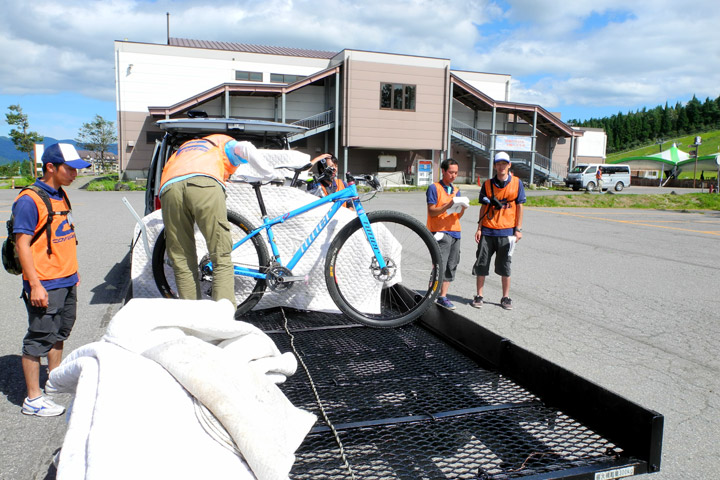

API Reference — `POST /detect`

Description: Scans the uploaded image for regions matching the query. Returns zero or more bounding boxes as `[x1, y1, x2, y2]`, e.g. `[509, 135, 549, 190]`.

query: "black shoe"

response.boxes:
[470, 296, 484, 308]
[500, 297, 513, 310]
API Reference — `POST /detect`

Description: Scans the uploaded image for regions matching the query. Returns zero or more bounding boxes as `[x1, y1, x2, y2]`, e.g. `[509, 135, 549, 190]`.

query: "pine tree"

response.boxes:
[5, 105, 43, 174]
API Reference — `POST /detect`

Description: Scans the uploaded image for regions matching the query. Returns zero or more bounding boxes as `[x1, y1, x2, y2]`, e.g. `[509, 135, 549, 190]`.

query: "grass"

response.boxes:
[521, 192, 720, 210]
[0, 176, 35, 189]
[84, 176, 146, 191]
[606, 129, 720, 171]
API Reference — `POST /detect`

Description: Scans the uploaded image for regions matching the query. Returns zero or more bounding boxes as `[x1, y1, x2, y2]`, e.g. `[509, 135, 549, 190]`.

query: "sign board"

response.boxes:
[496, 135, 532, 152]
[378, 155, 397, 169]
[33, 143, 44, 177]
[417, 160, 433, 186]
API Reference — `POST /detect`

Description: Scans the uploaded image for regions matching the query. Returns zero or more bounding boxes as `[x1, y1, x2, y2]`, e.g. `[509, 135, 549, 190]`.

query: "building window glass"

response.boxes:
[380, 83, 416, 111]
[235, 70, 263, 82]
[270, 73, 306, 84]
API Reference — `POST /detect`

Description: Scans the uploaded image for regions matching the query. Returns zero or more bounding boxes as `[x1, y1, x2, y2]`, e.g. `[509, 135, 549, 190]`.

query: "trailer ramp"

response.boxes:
[246, 307, 662, 480]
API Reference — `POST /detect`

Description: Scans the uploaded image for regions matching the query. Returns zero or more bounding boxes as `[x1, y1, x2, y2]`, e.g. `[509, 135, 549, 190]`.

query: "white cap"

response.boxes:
[494, 151, 510, 163]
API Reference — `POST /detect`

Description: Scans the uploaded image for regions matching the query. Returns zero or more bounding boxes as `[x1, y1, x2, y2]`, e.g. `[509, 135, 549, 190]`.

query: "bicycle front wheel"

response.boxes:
[325, 210, 442, 328]
[151, 211, 269, 316]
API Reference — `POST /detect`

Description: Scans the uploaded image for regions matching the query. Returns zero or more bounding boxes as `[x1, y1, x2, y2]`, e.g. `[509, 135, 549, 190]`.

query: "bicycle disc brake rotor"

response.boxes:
[267, 265, 294, 291]
[370, 257, 396, 282]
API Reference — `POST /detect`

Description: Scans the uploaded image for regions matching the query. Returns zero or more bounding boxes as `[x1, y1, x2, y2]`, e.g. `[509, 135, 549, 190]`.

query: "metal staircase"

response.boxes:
[450, 119, 565, 183]
[288, 109, 335, 141]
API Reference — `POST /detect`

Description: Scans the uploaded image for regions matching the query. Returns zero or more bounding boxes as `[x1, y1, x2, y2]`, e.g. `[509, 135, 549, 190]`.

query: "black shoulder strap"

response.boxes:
[23, 186, 56, 255]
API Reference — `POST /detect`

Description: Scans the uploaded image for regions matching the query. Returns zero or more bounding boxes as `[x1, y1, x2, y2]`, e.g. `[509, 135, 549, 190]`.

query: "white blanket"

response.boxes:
[49, 298, 316, 480]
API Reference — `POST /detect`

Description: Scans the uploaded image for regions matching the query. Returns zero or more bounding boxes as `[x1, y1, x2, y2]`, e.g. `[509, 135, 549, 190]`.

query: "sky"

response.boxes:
[1, 0, 719, 140]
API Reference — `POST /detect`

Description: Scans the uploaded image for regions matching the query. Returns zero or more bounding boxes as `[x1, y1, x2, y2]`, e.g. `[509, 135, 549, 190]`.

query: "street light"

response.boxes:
[692, 136, 702, 189]
[655, 138, 663, 153]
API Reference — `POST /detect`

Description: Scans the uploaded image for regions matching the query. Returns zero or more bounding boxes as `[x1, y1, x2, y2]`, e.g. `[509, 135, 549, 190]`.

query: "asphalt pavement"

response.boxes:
[0, 181, 718, 479]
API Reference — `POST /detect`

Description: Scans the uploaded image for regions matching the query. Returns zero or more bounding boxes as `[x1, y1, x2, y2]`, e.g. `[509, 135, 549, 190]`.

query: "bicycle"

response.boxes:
[151, 165, 443, 328]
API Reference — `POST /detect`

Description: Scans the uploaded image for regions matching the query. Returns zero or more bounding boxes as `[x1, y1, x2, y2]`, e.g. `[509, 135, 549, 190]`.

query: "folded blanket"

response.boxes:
[50, 298, 316, 480]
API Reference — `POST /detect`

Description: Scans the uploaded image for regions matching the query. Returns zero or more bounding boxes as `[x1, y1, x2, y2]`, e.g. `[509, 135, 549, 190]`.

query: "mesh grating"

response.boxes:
[246, 309, 631, 479]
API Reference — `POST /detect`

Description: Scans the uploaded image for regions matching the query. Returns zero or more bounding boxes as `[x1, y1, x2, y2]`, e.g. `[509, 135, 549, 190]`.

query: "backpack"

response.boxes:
[2, 186, 72, 275]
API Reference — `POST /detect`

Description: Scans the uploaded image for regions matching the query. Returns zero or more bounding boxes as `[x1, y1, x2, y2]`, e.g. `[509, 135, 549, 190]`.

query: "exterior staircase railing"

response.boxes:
[288, 109, 335, 140]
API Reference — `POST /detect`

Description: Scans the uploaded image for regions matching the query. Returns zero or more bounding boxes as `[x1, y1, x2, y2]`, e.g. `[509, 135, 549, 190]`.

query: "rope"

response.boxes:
[280, 307, 356, 479]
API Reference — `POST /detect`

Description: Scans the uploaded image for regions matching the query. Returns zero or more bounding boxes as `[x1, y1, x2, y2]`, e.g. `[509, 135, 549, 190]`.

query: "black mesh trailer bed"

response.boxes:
[246, 306, 663, 480]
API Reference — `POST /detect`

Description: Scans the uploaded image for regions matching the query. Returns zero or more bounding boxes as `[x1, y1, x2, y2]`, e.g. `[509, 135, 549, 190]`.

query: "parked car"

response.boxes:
[565, 164, 631, 192]
[144, 117, 306, 215]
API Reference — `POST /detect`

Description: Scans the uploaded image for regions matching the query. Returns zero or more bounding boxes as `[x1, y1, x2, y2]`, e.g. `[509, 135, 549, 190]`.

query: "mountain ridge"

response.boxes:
[0, 136, 118, 165]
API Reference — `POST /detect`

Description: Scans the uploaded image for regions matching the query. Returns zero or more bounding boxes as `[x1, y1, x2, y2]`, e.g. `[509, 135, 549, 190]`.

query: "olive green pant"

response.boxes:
[160, 176, 236, 306]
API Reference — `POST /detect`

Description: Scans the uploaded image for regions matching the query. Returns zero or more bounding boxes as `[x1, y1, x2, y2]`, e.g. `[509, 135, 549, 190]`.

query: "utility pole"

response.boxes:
[692, 136, 701, 189]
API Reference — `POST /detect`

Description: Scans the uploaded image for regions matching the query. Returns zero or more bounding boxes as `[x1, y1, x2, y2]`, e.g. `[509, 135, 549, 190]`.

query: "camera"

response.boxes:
[489, 196, 505, 209]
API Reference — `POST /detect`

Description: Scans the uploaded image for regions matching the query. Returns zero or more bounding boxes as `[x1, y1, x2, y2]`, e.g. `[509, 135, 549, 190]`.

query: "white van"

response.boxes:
[565, 164, 631, 192]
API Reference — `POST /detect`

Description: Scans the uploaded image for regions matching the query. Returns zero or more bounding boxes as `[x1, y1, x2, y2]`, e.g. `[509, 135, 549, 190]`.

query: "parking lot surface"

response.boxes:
[0, 184, 718, 479]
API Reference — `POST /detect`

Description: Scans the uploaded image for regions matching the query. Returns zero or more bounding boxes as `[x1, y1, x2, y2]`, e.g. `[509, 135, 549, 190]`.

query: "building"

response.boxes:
[115, 38, 589, 184]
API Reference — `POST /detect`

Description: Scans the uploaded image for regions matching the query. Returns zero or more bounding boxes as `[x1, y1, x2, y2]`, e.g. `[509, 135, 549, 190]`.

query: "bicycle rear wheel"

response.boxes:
[151, 211, 269, 316]
[325, 210, 442, 328]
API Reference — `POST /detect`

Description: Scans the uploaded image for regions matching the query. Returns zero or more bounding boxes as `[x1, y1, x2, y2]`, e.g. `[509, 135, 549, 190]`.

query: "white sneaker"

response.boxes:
[22, 396, 65, 417]
[44, 379, 59, 395]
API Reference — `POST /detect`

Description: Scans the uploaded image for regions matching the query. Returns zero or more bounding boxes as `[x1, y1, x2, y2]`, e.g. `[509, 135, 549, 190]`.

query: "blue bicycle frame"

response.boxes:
[231, 182, 386, 280]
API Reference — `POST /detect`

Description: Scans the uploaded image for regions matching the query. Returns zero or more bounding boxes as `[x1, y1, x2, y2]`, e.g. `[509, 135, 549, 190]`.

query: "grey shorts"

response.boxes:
[437, 233, 461, 282]
[22, 286, 77, 357]
[472, 235, 512, 277]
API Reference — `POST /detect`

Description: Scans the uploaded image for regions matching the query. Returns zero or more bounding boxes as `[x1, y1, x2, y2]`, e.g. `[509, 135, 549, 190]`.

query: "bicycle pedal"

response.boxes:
[278, 275, 307, 283]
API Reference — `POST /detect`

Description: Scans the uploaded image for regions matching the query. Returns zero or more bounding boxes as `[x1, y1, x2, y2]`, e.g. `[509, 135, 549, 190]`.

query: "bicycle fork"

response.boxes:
[352, 201, 389, 273]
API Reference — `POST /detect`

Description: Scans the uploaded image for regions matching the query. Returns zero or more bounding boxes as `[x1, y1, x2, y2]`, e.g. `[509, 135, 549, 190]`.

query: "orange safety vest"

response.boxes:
[321, 179, 352, 208]
[17, 189, 78, 282]
[160, 134, 238, 189]
[426, 182, 461, 232]
[481, 176, 520, 231]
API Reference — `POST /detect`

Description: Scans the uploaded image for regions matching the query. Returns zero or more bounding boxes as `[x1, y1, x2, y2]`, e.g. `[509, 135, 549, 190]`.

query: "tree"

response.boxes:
[75, 115, 117, 174]
[5, 104, 43, 175]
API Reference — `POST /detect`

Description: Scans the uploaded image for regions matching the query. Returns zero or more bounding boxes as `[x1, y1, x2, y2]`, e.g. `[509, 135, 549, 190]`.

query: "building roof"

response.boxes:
[169, 37, 338, 59]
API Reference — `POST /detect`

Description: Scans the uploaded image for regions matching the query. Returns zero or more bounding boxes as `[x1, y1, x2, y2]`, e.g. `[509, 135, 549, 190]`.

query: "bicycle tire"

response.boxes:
[151, 211, 269, 316]
[325, 210, 443, 328]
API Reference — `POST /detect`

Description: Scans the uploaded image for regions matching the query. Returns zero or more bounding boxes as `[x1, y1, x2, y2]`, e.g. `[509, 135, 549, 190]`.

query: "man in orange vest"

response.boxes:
[12, 143, 90, 416]
[426, 158, 467, 310]
[309, 154, 352, 208]
[159, 135, 272, 307]
[472, 151, 525, 310]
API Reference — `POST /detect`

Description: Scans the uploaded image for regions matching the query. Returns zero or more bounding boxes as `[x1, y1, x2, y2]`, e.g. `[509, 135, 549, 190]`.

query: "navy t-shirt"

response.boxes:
[12, 180, 79, 292]
[426, 181, 461, 239]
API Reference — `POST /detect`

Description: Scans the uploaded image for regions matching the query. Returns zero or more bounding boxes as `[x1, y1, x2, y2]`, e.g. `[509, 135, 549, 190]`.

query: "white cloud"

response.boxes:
[0, 0, 718, 129]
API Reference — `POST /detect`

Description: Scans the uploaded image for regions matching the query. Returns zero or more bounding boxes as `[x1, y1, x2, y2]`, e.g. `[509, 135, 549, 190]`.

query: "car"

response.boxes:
[565, 163, 631, 192]
[144, 117, 307, 215]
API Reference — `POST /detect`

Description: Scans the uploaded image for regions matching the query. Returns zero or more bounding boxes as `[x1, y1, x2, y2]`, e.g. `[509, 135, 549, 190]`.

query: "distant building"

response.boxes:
[78, 149, 118, 174]
[552, 126, 608, 168]
[115, 37, 590, 184]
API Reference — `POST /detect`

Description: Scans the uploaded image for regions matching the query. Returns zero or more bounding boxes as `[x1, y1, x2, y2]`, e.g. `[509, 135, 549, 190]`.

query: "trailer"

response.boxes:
[247, 305, 663, 480]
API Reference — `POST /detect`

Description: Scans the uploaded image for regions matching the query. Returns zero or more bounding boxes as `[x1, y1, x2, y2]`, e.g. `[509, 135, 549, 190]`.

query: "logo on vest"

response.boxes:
[53, 220, 76, 244]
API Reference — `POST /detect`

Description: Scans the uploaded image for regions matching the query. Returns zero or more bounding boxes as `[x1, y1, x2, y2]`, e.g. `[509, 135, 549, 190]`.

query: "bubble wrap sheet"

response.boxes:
[132, 154, 401, 313]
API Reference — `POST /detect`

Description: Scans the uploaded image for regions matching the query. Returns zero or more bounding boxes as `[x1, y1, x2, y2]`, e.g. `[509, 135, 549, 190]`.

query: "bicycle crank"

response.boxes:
[267, 265, 307, 291]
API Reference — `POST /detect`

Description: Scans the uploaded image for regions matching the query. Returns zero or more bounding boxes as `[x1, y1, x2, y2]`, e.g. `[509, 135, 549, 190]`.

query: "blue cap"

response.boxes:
[42, 143, 92, 169]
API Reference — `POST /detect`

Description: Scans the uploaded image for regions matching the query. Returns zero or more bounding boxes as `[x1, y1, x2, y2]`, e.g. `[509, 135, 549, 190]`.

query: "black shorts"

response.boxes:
[22, 286, 77, 357]
[472, 235, 512, 277]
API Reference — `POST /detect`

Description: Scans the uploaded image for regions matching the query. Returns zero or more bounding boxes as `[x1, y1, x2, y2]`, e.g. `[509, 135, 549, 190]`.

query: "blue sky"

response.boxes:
[1, 0, 719, 140]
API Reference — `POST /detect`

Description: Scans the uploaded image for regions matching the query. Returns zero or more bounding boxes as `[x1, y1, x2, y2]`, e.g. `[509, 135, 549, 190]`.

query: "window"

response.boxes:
[380, 83, 416, 111]
[235, 70, 263, 82]
[270, 73, 306, 84]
